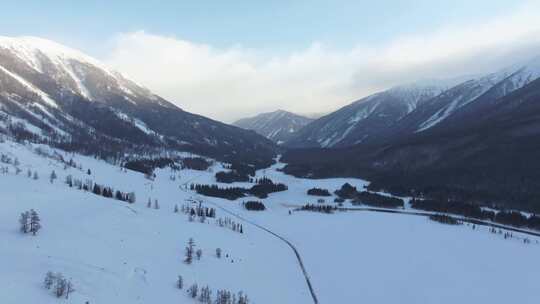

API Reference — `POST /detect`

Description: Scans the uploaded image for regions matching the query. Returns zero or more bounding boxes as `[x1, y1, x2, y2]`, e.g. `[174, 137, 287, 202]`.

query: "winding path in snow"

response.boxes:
[178, 179, 319, 304]
[204, 201, 320, 304]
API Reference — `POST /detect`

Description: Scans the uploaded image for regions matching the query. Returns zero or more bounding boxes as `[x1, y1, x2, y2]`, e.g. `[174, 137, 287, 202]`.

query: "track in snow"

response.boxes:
[179, 184, 319, 304]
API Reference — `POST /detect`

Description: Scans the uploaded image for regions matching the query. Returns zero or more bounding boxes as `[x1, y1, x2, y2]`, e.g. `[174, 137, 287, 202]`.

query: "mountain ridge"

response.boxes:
[0, 36, 276, 167]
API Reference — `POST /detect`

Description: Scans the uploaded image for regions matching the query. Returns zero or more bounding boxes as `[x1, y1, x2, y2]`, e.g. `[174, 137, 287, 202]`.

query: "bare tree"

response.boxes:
[177, 275, 183, 289]
[54, 274, 66, 298]
[43, 271, 55, 289]
[19, 211, 30, 233]
[188, 283, 198, 298]
[184, 238, 195, 264]
[65, 279, 75, 299]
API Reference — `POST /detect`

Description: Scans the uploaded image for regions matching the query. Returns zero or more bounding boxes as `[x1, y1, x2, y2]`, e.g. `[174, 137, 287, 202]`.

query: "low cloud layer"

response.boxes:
[105, 2, 540, 122]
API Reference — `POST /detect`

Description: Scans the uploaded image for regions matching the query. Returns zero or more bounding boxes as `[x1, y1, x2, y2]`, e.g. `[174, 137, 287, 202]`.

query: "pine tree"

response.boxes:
[174, 204, 179, 213]
[29, 209, 41, 235]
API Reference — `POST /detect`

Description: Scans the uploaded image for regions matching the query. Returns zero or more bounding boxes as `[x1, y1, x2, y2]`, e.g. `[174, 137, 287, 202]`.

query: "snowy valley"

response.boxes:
[1, 138, 539, 304]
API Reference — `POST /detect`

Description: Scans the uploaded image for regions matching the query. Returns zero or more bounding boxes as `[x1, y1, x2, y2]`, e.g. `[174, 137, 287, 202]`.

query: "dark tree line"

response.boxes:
[307, 187, 331, 197]
[191, 184, 247, 200]
[181, 157, 212, 171]
[429, 214, 462, 225]
[215, 162, 256, 183]
[352, 191, 404, 208]
[124, 157, 178, 175]
[192, 180, 288, 200]
[216, 217, 244, 234]
[66, 174, 136, 203]
[334, 183, 404, 208]
[249, 177, 288, 198]
[411, 199, 495, 220]
[215, 170, 251, 183]
[243, 201, 266, 211]
[334, 183, 358, 199]
[411, 198, 540, 230]
[300, 204, 337, 214]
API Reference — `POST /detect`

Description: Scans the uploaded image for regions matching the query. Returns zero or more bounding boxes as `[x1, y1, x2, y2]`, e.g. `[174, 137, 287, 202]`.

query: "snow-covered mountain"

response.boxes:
[287, 58, 540, 149]
[233, 110, 313, 144]
[0, 36, 276, 167]
[285, 83, 448, 148]
[282, 58, 540, 212]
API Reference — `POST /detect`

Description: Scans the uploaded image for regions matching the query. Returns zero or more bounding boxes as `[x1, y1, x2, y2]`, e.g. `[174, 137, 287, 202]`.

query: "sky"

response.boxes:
[2, 0, 540, 122]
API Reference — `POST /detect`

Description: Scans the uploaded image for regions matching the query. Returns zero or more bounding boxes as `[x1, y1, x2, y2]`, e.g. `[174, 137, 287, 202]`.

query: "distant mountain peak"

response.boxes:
[233, 110, 313, 144]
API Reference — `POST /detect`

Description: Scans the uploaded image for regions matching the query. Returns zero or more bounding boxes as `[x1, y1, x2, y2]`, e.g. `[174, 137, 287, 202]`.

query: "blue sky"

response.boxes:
[1, 1, 539, 121]
[1, 0, 526, 55]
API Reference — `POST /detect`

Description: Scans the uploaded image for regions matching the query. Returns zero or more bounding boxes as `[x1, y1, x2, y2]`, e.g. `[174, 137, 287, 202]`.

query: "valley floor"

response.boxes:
[1, 140, 539, 304]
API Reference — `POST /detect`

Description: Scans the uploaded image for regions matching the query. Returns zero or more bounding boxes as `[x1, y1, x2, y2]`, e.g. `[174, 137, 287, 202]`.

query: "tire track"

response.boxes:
[179, 185, 319, 304]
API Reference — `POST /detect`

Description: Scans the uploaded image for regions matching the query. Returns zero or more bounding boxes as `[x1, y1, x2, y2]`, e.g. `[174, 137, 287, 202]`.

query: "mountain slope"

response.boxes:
[282, 76, 540, 212]
[285, 84, 448, 148]
[0, 36, 276, 167]
[233, 110, 313, 144]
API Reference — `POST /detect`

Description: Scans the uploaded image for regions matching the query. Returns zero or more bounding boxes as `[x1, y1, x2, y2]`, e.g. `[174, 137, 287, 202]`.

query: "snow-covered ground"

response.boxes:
[1, 140, 539, 304]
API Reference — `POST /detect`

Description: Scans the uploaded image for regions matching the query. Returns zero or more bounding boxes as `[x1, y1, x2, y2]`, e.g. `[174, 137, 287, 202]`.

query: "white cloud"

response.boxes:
[105, 2, 540, 122]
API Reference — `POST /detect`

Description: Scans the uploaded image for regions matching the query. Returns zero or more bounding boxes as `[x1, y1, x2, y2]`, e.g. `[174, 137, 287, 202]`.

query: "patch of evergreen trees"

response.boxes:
[307, 187, 331, 196]
[215, 170, 250, 183]
[335, 183, 404, 208]
[352, 191, 404, 208]
[215, 162, 256, 183]
[191, 184, 247, 200]
[243, 201, 266, 211]
[181, 157, 212, 171]
[334, 183, 358, 199]
[124, 157, 178, 175]
[191, 180, 288, 200]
